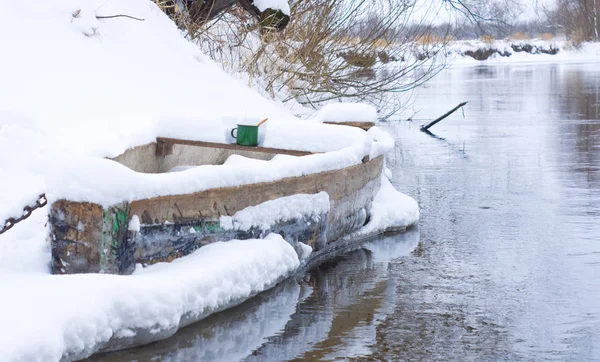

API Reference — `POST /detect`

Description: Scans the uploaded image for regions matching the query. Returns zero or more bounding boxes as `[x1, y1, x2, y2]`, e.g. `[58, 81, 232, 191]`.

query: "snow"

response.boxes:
[297, 242, 313, 260]
[0, 168, 45, 229]
[449, 39, 600, 66]
[367, 126, 395, 160]
[252, 0, 291, 15]
[0, 209, 50, 274]
[0, 0, 392, 210]
[42, 128, 392, 207]
[0, 0, 410, 359]
[157, 116, 367, 154]
[220, 192, 329, 232]
[128, 215, 141, 232]
[314, 103, 378, 124]
[0, 234, 299, 361]
[353, 177, 420, 237]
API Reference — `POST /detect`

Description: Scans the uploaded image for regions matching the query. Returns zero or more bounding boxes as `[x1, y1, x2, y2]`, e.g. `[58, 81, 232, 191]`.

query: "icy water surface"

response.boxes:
[91, 63, 600, 361]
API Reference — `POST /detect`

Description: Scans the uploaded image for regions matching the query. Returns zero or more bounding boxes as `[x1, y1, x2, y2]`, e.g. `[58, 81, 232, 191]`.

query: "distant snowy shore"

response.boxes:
[448, 40, 600, 66]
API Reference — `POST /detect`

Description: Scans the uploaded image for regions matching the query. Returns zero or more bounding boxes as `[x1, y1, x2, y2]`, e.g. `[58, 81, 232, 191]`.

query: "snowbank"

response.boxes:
[0, 234, 299, 361]
[220, 192, 330, 232]
[43, 123, 395, 208]
[0, 168, 45, 229]
[0, 0, 393, 218]
[0, 0, 413, 359]
[352, 176, 420, 237]
[314, 103, 378, 124]
[44, 138, 360, 207]
[0, 207, 50, 274]
[449, 39, 600, 66]
[253, 0, 291, 15]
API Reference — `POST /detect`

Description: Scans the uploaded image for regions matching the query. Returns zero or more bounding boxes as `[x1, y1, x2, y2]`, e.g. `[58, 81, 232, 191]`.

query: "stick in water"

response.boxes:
[420, 102, 468, 132]
[257, 118, 268, 127]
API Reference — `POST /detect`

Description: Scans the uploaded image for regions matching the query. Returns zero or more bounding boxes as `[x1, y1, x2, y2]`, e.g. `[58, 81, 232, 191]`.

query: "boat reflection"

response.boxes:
[89, 228, 419, 362]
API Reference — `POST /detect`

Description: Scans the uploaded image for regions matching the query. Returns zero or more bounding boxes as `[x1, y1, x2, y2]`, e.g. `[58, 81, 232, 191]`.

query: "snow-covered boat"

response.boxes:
[49, 131, 400, 275]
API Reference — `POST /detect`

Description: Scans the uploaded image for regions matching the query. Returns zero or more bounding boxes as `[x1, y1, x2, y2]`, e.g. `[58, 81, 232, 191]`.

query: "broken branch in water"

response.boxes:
[420, 101, 468, 132]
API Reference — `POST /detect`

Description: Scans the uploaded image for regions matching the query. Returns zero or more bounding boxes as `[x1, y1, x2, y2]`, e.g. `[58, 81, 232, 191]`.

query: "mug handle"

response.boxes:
[231, 128, 237, 139]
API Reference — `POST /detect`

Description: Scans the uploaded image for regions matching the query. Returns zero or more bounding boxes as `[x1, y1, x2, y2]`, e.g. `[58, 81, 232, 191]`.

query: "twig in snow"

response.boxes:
[96, 14, 145, 21]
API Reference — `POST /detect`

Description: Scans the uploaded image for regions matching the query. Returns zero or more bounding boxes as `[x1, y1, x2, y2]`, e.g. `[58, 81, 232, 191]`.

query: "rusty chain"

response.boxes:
[0, 194, 47, 235]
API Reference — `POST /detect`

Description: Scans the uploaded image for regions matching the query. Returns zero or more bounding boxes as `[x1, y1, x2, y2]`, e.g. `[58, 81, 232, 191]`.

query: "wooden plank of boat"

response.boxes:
[156, 137, 314, 157]
[323, 121, 375, 131]
[49, 155, 384, 275]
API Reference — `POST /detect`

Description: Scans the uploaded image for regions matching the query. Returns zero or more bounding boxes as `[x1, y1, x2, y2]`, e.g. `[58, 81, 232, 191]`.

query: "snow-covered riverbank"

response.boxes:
[449, 39, 600, 66]
[0, 1, 419, 360]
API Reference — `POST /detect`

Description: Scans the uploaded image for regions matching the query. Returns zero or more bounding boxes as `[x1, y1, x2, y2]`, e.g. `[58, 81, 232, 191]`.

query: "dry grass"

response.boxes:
[339, 51, 377, 68]
[509, 32, 530, 41]
[415, 34, 450, 45]
[480, 34, 494, 44]
[373, 38, 391, 48]
[338, 36, 362, 46]
[540, 33, 554, 41]
[570, 28, 587, 49]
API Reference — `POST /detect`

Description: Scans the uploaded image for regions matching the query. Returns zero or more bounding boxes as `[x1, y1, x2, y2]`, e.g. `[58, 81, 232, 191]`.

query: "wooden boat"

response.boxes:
[49, 134, 386, 275]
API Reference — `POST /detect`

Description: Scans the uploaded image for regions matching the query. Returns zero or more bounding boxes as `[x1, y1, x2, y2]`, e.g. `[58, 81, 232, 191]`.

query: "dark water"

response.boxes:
[92, 63, 600, 361]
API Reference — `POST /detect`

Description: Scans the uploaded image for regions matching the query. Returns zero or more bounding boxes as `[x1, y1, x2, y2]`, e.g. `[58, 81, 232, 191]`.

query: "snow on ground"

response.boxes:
[0, 233, 299, 362]
[313, 103, 378, 124]
[0, 1, 414, 360]
[0, 209, 50, 274]
[0, 168, 45, 229]
[0, 0, 388, 212]
[220, 191, 329, 232]
[0, 0, 392, 212]
[253, 0, 291, 15]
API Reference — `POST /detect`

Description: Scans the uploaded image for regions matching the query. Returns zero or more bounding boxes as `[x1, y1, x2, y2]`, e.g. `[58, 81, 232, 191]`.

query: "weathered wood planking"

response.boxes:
[323, 121, 375, 131]
[129, 155, 383, 224]
[50, 155, 383, 275]
[50, 201, 133, 274]
[156, 137, 314, 157]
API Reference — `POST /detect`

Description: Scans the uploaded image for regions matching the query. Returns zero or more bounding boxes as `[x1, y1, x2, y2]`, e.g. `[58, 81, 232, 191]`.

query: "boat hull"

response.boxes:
[50, 155, 384, 275]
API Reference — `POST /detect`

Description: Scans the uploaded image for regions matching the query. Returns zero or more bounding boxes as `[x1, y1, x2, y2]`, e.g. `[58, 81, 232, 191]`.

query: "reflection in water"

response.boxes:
[250, 231, 419, 362]
[89, 280, 305, 362]
[90, 231, 420, 362]
[93, 63, 600, 361]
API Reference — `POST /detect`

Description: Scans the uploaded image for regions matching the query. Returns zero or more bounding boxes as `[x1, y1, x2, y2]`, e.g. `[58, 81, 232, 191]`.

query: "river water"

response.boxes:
[91, 62, 600, 361]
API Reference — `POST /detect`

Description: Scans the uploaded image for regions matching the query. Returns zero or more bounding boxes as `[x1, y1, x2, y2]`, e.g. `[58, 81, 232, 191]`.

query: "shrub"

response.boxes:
[415, 34, 447, 45]
[480, 34, 495, 44]
[509, 32, 530, 40]
[463, 48, 510, 60]
[570, 28, 587, 49]
[339, 51, 377, 68]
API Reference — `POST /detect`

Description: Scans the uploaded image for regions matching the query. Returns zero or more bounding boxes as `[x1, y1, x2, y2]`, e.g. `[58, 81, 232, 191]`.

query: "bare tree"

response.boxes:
[546, 0, 600, 43]
[186, 0, 455, 117]
[155, 0, 518, 117]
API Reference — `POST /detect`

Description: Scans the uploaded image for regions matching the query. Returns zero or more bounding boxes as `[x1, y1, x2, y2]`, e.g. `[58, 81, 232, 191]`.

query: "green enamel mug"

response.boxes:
[231, 125, 259, 146]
